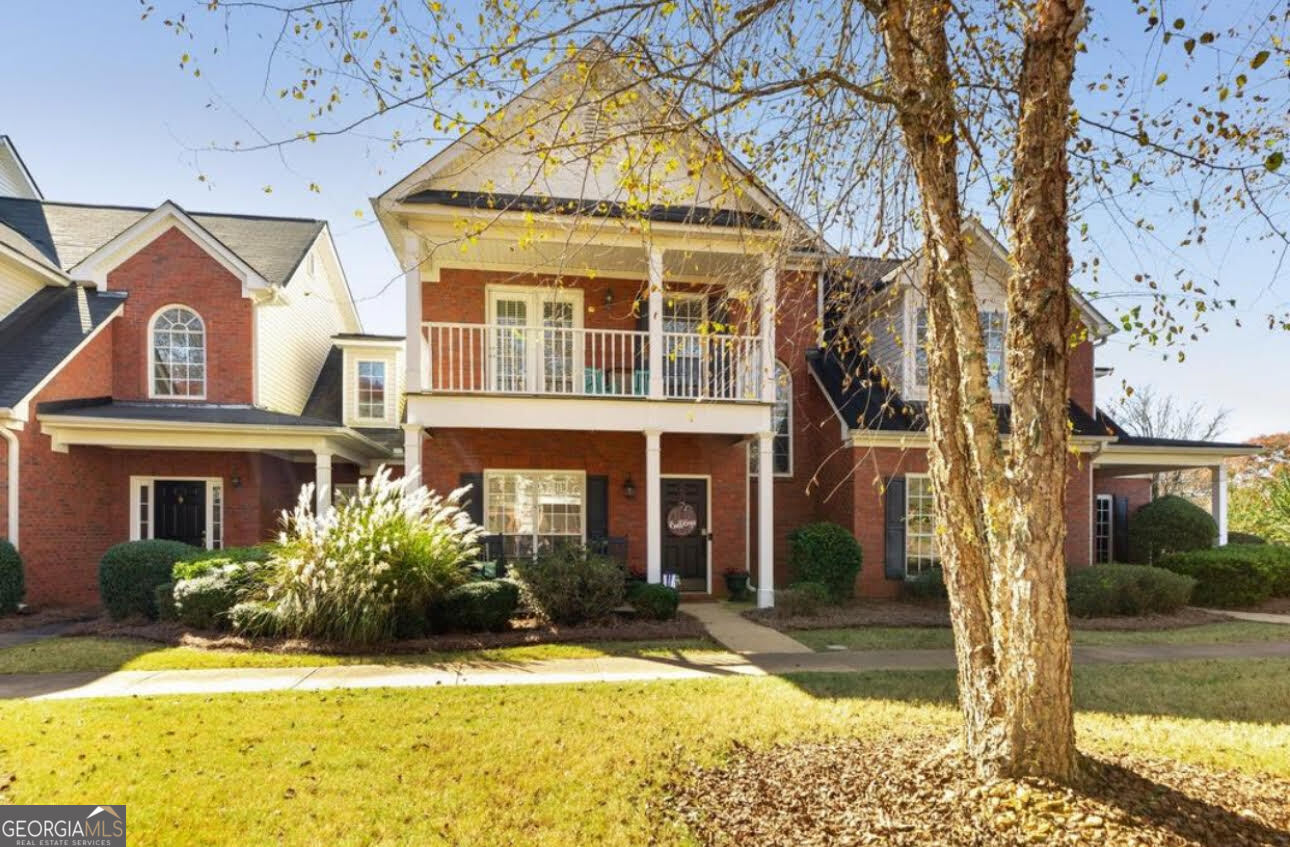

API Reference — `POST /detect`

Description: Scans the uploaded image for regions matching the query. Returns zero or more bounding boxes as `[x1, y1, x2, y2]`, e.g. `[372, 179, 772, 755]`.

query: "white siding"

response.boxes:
[342, 346, 404, 427]
[255, 233, 360, 413]
[0, 256, 46, 323]
[0, 141, 39, 199]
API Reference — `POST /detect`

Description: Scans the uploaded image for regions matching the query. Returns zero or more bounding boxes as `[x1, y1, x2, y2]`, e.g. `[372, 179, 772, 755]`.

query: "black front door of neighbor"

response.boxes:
[661, 477, 708, 593]
[154, 481, 207, 548]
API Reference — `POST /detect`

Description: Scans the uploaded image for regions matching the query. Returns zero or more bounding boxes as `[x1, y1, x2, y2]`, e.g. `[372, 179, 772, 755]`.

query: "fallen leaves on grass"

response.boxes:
[671, 734, 1290, 846]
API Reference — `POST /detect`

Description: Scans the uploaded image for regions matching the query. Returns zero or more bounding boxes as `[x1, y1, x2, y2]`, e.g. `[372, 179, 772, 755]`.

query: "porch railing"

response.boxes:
[421, 321, 764, 401]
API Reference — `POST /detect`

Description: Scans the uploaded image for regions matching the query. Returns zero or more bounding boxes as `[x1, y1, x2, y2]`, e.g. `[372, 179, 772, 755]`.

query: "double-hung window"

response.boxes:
[914, 306, 1006, 391]
[356, 360, 387, 420]
[484, 471, 585, 558]
[1094, 494, 1113, 564]
[905, 475, 940, 576]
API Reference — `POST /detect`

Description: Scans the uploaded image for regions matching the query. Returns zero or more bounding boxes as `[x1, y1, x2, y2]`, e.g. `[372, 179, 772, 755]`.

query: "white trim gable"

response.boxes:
[70, 201, 271, 295]
[0, 136, 42, 200]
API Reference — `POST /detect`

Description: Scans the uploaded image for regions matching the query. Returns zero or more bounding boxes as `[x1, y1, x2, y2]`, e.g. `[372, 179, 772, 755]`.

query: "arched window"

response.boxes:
[750, 361, 792, 476]
[150, 306, 206, 398]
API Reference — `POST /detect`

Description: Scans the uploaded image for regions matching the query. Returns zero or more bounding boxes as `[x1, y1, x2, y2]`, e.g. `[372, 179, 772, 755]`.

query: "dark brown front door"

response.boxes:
[661, 477, 708, 593]
[154, 481, 207, 548]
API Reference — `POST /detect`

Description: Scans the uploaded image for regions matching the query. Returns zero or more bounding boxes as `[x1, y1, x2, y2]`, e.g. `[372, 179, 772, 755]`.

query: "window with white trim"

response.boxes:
[1094, 494, 1113, 564]
[356, 360, 387, 420]
[210, 482, 224, 550]
[905, 475, 940, 576]
[484, 471, 585, 558]
[151, 306, 206, 398]
[914, 307, 1006, 391]
[749, 361, 792, 476]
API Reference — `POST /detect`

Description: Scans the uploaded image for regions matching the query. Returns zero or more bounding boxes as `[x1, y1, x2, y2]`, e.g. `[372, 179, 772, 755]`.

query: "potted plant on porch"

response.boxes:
[723, 567, 751, 601]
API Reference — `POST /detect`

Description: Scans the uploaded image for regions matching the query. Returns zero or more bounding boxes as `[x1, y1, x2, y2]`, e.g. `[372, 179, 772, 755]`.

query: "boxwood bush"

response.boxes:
[775, 581, 831, 617]
[1127, 495, 1217, 564]
[433, 579, 520, 632]
[788, 522, 863, 602]
[628, 583, 680, 621]
[904, 567, 947, 600]
[1157, 544, 1287, 607]
[173, 573, 240, 630]
[0, 540, 23, 614]
[154, 582, 178, 621]
[510, 545, 625, 625]
[99, 539, 200, 619]
[1227, 531, 1266, 546]
[1066, 563, 1196, 617]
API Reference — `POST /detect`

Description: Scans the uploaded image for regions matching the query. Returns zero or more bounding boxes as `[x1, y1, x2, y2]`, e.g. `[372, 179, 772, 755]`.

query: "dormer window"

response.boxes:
[913, 307, 1006, 391]
[356, 360, 387, 420]
[150, 305, 206, 398]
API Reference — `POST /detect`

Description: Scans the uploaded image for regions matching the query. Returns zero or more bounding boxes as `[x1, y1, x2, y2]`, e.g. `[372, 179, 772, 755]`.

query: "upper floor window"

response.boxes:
[150, 306, 205, 398]
[750, 360, 792, 476]
[356, 360, 387, 420]
[914, 307, 1006, 391]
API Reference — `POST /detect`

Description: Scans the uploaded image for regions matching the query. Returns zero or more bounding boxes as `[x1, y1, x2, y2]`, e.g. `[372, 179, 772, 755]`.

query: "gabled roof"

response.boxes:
[301, 345, 344, 423]
[0, 136, 42, 199]
[35, 397, 346, 428]
[0, 286, 125, 409]
[0, 197, 325, 287]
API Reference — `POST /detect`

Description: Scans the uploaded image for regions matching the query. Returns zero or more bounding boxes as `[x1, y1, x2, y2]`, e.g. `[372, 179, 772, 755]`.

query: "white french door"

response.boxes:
[487, 287, 584, 394]
[662, 294, 707, 398]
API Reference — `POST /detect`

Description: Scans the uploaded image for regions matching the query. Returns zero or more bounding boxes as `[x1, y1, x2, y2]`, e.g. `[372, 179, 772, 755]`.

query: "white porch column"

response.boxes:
[403, 423, 425, 487]
[647, 246, 665, 399]
[759, 253, 777, 402]
[1211, 464, 1228, 546]
[645, 428, 662, 583]
[756, 431, 775, 607]
[404, 232, 425, 393]
[314, 451, 333, 515]
[1, 427, 18, 549]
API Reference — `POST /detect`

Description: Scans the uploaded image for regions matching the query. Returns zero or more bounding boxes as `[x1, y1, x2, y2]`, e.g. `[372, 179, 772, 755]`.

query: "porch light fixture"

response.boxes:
[231, 475, 242, 489]
[604, 287, 614, 307]
[622, 474, 636, 499]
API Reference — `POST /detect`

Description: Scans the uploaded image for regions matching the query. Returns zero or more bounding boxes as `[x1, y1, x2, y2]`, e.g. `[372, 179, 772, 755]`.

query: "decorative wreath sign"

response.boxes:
[667, 502, 698, 536]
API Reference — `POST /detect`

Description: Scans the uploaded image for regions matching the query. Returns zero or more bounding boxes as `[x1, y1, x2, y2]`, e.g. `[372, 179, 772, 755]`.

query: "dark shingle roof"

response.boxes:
[1093, 409, 1254, 451]
[0, 286, 124, 408]
[404, 189, 779, 229]
[36, 398, 346, 428]
[301, 346, 343, 423]
[0, 198, 325, 287]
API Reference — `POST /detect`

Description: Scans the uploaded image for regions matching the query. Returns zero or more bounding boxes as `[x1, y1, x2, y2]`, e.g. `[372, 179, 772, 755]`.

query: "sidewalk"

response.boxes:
[680, 602, 814, 655]
[5, 639, 1290, 702]
[1200, 608, 1290, 625]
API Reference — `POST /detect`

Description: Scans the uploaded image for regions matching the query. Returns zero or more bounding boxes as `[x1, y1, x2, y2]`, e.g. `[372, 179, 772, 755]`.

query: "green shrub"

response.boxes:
[1238, 544, 1290, 597]
[99, 539, 200, 619]
[1066, 563, 1196, 618]
[510, 546, 626, 625]
[788, 522, 863, 602]
[172, 545, 275, 581]
[0, 540, 23, 614]
[1227, 531, 1266, 546]
[1157, 545, 1279, 608]
[904, 567, 947, 600]
[775, 581, 831, 617]
[628, 583, 680, 621]
[154, 582, 178, 621]
[245, 468, 480, 644]
[434, 579, 521, 632]
[227, 600, 281, 637]
[173, 573, 240, 630]
[1127, 495, 1217, 564]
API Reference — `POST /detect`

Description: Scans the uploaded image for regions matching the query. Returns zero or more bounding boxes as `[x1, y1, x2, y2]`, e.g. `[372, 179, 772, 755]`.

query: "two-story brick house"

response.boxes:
[0, 137, 404, 606]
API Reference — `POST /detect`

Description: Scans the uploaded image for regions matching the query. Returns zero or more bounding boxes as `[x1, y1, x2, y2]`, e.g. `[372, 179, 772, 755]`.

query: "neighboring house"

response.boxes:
[0, 137, 402, 607]
[376, 44, 1258, 607]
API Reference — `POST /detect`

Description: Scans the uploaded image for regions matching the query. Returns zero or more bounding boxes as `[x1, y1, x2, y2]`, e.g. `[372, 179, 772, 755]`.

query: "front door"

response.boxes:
[154, 481, 207, 548]
[661, 477, 708, 593]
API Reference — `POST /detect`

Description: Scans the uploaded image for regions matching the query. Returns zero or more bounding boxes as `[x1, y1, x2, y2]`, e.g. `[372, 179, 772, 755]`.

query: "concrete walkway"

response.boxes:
[5, 639, 1290, 702]
[681, 602, 814, 655]
[1200, 608, 1290, 625]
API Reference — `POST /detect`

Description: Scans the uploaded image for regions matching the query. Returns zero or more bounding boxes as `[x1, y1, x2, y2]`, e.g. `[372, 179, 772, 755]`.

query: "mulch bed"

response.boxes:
[61, 611, 709, 656]
[0, 607, 96, 633]
[1242, 597, 1290, 615]
[671, 734, 1290, 846]
[744, 600, 1233, 633]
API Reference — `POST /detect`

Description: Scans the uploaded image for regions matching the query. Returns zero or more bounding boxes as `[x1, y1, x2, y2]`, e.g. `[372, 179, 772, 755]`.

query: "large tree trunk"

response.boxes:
[873, 0, 1084, 782]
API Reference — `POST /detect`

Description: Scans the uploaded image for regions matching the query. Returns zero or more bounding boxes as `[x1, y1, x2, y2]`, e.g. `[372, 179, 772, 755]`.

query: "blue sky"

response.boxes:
[1, 1, 1285, 439]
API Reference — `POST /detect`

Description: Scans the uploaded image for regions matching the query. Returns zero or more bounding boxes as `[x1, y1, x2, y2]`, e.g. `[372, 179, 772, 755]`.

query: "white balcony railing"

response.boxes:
[421, 322, 765, 402]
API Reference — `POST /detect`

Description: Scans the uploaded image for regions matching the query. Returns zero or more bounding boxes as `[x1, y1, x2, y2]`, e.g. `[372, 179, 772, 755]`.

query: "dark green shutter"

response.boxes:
[883, 476, 906, 580]
[459, 473, 484, 526]
[1112, 495, 1129, 563]
[586, 475, 609, 541]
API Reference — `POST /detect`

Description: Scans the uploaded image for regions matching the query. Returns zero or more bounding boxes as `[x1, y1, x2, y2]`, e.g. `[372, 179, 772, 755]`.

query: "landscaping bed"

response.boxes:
[672, 733, 1290, 847]
[0, 607, 95, 633]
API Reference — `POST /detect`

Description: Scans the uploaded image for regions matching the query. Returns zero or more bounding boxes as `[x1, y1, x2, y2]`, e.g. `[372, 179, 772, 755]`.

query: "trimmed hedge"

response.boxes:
[154, 582, 178, 622]
[0, 539, 23, 614]
[173, 573, 239, 630]
[1157, 544, 1290, 607]
[434, 579, 521, 632]
[628, 583, 680, 621]
[172, 545, 275, 581]
[904, 567, 947, 600]
[1227, 531, 1267, 546]
[99, 540, 199, 619]
[788, 522, 863, 602]
[1127, 495, 1217, 564]
[1066, 563, 1196, 618]
[775, 581, 831, 617]
[510, 546, 625, 625]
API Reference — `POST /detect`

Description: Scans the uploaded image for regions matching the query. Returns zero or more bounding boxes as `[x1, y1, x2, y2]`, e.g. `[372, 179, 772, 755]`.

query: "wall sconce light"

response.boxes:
[622, 474, 636, 500]
[231, 475, 242, 489]
[604, 287, 614, 307]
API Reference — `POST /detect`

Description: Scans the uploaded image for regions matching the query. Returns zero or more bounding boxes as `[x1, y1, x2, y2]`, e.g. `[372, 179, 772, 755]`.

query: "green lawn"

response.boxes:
[794, 621, 1290, 652]
[0, 659, 1286, 846]
[0, 636, 723, 674]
